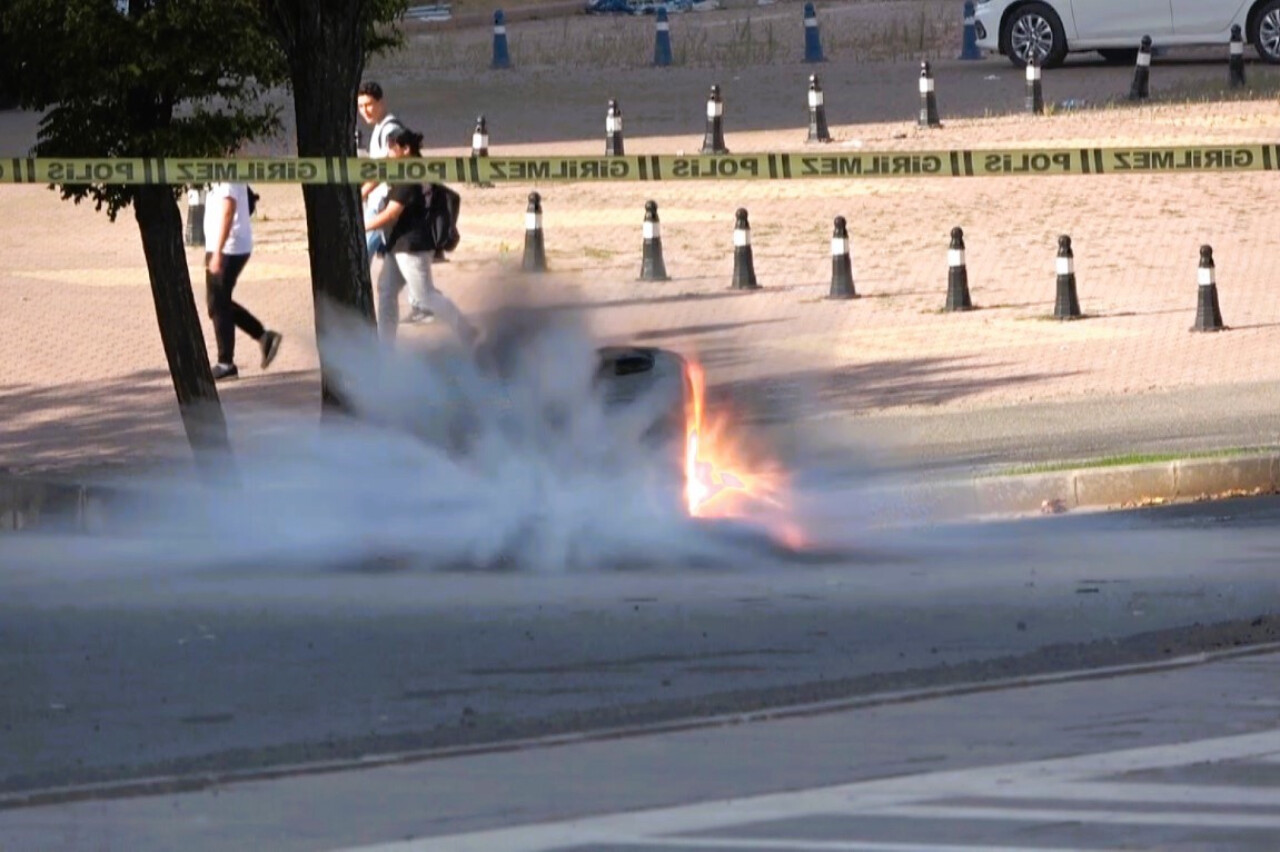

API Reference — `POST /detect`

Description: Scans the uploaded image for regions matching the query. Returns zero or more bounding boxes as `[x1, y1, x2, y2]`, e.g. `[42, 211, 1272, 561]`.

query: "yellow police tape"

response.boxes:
[2, 146, 1278, 184]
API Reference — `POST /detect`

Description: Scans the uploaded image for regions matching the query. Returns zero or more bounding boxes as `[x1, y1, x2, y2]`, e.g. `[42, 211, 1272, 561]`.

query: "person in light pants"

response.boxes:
[357, 80, 432, 323]
[363, 126, 476, 346]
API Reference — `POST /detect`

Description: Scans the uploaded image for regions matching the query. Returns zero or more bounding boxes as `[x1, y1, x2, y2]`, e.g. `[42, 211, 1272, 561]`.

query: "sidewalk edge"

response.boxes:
[3, 453, 1278, 533]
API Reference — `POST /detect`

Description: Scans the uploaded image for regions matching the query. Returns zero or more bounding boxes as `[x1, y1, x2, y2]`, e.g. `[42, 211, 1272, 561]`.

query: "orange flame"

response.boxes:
[683, 360, 791, 530]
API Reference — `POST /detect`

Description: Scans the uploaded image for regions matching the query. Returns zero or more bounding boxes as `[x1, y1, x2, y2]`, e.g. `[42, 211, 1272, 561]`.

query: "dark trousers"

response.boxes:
[204, 252, 264, 365]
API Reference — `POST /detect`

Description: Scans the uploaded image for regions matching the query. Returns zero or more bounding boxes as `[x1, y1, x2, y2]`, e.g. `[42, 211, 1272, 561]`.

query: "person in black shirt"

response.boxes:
[363, 127, 476, 345]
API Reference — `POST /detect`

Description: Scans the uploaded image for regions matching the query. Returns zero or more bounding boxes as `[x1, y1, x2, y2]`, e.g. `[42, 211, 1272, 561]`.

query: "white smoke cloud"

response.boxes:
[2, 291, 925, 579]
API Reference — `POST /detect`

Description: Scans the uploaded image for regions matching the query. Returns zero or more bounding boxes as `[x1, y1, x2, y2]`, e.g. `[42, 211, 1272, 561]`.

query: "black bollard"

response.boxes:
[1053, 235, 1082, 320]
[1128, 35, 1152, 100]
[471, 115, 493, 188]
[730, 207, 759, 290]
[605, 99, 624, 156]
[1229, 25, 1246, 88]
[919, 60, 941, 128]
[807, 74, 831, 143]
[827, 216, 856, 299]
[701, 84, 729, 155]
[1025, 55, 1044, 115]
[471, 115, 490, 157]
[1191, 245, 1226, 332]
[945, 226, 973, 311]
[639, 200, 670, 282]
[522, 192, 547, 273]
[184, 188, 205, 247]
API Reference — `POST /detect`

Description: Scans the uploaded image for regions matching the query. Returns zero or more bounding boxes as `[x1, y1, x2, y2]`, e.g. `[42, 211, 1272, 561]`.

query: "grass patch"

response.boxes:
[1150, 74, 1280, 104]
[993, 446, 1275, 477]
[389, 2, 958, 72]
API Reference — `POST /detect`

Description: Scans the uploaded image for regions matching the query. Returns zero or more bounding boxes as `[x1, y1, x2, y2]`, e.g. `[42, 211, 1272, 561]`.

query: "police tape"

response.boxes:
[3, 146, 1279, 184]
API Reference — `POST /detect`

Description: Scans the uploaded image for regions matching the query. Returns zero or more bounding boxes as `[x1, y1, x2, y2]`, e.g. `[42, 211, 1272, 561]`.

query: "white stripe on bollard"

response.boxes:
[494, 25, 506, 34]
[644, 221, 659, 240]
[657, 21, 669, 31]
[733, 228, 750, 247]
[949, 249, 965, 267]
[808, 90, 823, 107]
[805, 18, 817, 28]
[1138, 51, 1151, 66]
[919, 77, 935, 94]
[1026, 63, 1041, 81]
[707, 101, 723, 118]
[1199, 267, 1215, 286]
[526, 212, 541, 230]
[1231, 41, 1244, 55]
[1056, 257, 1074, 275]
[473, 134, 487, 150]
[606, 116, 621, 133]
[964, 15, 975, 25]
[831, 237, 849, 256]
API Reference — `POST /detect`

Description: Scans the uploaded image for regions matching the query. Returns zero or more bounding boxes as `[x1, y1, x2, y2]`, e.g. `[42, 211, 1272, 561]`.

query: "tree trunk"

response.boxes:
[266, 0, 377, 416]
[132, 185, 236, 484]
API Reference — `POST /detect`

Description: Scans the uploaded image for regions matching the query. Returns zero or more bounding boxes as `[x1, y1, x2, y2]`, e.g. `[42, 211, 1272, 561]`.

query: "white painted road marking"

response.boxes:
[571, 840, 1092, 851]
[334, 728, 1280, 852]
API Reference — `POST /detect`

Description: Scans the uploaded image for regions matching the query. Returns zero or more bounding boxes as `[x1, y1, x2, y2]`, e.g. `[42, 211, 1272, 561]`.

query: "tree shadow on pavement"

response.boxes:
[706, 355, 1083, 423]
[633, 318, 789, 341]
[530, 286, 782, 315]
[0, 368, 322, 478]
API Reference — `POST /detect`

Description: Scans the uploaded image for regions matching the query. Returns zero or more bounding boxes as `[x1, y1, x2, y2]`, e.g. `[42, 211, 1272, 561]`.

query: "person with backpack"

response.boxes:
[356, 80, 432, 323]
[203, 181, 283, 381]
[363, 127, 476, 347]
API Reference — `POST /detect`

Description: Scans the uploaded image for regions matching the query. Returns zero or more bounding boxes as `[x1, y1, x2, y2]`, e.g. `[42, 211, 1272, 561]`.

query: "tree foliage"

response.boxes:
[2, 0, 288, 216]
[0, 0, 299, 477]
[261, 0, 408, 65]
[1, 0, 415, 436]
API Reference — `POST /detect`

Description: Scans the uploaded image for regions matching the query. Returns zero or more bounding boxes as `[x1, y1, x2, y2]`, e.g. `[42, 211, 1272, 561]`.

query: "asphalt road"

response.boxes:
[400, 49, 1280, 149]
[3, 495, 1280, 800]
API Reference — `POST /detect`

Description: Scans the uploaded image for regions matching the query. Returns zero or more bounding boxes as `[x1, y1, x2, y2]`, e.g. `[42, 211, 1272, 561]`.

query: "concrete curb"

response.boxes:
[0, 475, 150, 535]
[932, 452, 1280, 520]
[3, 453, 1279, 534]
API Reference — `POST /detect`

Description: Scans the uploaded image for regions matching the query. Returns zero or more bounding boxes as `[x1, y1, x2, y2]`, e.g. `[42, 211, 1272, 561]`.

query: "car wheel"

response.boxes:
[1097, 48, 1139, 65]
[1003, 1, 1068, 68]
[1251, 0, 1280, 64]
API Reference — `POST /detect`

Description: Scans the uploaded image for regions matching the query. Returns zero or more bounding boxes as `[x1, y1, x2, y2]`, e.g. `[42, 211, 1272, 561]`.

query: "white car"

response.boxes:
[973, 0, 1280, 68]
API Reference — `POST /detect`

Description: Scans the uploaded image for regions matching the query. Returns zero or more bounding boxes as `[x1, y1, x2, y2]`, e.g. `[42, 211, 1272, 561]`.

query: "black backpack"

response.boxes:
[247, 185, 260, 216]
[425, 182, 460, 253]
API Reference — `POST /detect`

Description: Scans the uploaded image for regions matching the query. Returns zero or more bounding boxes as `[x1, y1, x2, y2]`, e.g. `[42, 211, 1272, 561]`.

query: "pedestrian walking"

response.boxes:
[363, 127, 477, 347]
[356, 80, 433, 322]
[203, 182, 282, 381]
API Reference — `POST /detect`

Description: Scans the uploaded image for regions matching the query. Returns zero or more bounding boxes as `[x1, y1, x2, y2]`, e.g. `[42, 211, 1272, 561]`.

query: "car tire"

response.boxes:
[1250, 0, 1280, 64]
[1097, 48, 1139, 65]
[1002, 1, 1068, 68]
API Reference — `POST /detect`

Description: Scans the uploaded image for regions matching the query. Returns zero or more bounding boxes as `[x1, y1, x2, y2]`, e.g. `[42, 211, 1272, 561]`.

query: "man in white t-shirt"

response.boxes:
[357, 81, 431, 323]
[203, 182, 282, 381]
[357, 81, 401, 255]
